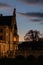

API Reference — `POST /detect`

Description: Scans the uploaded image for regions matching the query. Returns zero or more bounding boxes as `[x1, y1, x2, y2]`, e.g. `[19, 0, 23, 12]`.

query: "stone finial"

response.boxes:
[13, 8, 16, 16]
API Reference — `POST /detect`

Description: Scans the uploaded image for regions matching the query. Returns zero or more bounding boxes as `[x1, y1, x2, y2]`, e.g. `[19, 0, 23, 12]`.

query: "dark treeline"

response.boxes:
[19, 41, 43, 50]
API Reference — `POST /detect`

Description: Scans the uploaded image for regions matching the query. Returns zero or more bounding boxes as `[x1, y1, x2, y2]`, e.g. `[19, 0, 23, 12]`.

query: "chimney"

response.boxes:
[0, 14, 3, 16]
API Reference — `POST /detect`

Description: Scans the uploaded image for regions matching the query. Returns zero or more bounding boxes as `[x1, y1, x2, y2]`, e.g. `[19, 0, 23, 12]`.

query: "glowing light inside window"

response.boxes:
[14, 37, 16, 41]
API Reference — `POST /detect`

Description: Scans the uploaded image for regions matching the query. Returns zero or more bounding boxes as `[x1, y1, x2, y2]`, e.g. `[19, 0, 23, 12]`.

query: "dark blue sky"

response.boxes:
[16, 0, 43, 41]
[0, 0, 43, 41]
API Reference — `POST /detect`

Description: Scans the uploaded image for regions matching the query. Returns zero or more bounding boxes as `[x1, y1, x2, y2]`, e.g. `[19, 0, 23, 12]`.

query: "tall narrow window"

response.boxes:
[0, 26, 6, 43]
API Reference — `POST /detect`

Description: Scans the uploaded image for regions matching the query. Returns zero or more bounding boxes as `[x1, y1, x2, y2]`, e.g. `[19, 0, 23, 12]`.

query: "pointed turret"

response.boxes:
[11, 8, 19, 42]
[13, 8, 16, 17]
[12, 8, 17, 35]
[11, 8, 19, 52]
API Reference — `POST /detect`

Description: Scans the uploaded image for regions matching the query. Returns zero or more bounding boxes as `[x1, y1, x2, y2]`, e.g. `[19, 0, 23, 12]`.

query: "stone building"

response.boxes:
[0, 8, 19, 57]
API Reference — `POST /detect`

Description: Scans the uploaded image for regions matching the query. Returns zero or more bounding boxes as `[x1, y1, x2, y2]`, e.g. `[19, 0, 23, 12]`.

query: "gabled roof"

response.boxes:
[0, 16, 13, 26]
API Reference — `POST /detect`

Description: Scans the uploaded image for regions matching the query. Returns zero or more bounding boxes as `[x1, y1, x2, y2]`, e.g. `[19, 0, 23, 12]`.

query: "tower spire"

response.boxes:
[13, 8, 16, 17]
[11, 8, 19, 53]
[12, 8, 18, 35]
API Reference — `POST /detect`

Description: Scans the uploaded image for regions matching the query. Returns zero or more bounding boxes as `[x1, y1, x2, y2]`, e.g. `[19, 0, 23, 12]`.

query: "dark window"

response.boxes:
[0, 28, 6, 42]
[0, 36, 3, 40]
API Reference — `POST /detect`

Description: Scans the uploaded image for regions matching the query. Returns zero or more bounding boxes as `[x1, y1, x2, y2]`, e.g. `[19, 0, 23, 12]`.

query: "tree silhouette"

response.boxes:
[34, 30, 40, 41]
[29, 30, 34, 40]
[24, 30, 40, 41]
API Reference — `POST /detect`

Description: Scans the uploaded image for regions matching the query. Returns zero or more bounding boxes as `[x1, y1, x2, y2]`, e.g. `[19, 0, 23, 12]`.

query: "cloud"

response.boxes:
[17, 0, 43, 3]
[17, 12, 43, 18]
[40, 22, 43, 25]
[0, 3, 10, 7]
[18, 0, 38, 3]
[17, 0, 43, 5]
[30, 19, 43, 22]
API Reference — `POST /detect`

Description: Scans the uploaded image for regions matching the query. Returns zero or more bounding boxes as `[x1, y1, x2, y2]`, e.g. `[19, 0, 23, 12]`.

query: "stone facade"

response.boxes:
[0, 8, 19, 58]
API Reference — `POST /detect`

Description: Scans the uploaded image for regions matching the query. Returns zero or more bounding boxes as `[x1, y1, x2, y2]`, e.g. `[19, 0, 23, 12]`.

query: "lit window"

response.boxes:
[14, 37, 16, 41]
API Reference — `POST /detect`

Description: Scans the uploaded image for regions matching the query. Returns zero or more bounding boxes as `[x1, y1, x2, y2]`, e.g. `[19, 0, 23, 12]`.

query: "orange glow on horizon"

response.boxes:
[19, 37, 24, 42]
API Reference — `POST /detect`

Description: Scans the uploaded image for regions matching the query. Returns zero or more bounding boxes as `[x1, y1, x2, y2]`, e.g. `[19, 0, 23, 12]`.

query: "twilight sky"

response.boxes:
[0, 0, 43, 41]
